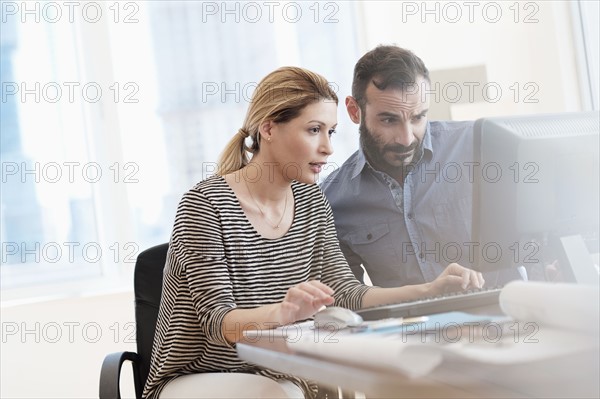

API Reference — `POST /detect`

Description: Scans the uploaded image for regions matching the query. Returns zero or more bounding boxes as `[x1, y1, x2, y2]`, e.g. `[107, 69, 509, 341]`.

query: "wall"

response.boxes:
[1, 292, 136, 398]
[356, 1, 582, 121]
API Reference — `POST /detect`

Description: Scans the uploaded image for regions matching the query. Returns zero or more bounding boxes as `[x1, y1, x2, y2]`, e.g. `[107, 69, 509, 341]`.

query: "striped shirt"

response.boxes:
[143, 175, 372, 399]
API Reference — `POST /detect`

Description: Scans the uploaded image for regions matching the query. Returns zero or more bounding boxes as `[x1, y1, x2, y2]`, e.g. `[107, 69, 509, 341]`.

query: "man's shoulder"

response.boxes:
[429, 120, 475, 135]
[320, 150, 361, 193]
[429, 120, 475, 152]
[425, 120, 476, 166]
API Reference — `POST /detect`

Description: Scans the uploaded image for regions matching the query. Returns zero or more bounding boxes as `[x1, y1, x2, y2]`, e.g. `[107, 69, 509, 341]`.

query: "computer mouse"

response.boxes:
[313, 306, 364, 329]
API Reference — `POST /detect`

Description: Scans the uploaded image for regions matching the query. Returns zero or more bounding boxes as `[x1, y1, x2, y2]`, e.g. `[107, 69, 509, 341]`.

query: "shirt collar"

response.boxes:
[350, 147, 369, 180]
[350, 122, 434, 180]
[422, 121, 433, 156]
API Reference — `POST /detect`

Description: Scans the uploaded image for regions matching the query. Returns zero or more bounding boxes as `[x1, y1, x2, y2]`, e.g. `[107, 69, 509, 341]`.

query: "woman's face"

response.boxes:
[268, 100, 338, 184]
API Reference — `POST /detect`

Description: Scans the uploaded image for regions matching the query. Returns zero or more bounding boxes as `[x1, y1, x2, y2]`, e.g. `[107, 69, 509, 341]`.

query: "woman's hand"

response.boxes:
[361, 264, 485, 310]
[275, 281, 335, 325]
[222, 281, 334, 343]
[427, 263, 485, 296]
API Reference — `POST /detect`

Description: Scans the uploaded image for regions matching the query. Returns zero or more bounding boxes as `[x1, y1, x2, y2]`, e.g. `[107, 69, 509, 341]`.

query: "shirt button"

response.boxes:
[367, 233, 373, 240]
[419, 252, 425, 259]
[407, 213, 414, 220]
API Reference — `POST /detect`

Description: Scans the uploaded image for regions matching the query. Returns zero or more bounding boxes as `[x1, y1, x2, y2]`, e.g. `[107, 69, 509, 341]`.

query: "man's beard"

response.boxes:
[359, 119, 422, 176]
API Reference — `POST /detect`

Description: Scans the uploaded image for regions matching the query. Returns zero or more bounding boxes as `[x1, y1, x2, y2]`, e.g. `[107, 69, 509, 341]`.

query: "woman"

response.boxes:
[143, 67, 484, 399]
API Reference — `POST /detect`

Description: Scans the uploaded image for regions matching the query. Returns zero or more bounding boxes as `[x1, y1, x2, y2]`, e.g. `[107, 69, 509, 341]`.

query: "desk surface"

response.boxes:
[237, 322, 599, 398]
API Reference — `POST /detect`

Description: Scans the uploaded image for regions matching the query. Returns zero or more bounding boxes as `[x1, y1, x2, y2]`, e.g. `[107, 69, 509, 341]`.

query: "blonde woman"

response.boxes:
[143, 67, 483, 399]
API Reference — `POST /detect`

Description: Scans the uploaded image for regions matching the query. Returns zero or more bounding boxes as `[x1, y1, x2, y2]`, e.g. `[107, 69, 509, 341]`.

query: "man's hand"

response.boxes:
[545, 260, 564, 282]
[427, 263, 485, 296]
[275, 280, 335, 325]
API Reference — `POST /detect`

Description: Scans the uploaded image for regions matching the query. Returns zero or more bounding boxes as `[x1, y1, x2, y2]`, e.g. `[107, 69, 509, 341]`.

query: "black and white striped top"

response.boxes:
[143, 175, 372, 399]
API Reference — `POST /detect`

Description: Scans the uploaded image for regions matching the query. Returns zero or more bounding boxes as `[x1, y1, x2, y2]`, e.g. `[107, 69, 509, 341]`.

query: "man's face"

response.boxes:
[358, 77, 430, 175]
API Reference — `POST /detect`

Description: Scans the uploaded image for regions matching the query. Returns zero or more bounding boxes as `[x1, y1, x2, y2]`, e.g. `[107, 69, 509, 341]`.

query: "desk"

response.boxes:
[237, 321, 599, 398]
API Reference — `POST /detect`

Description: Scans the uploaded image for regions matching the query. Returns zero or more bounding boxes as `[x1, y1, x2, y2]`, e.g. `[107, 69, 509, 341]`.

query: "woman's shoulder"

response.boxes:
[293, 180, 323, 194]
[292, 180, 328, 208]
[184, 175, 230, 198]
[178, 175, 232, 208]
[191, 174, 227, 192]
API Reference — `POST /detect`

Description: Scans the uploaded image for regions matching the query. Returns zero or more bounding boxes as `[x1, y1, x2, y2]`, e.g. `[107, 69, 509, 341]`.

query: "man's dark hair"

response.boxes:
[352, 45, 430, 108]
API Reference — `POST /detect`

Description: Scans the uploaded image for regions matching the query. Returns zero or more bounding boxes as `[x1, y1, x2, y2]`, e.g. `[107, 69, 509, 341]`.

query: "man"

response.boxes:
[322, 45, 517, 288]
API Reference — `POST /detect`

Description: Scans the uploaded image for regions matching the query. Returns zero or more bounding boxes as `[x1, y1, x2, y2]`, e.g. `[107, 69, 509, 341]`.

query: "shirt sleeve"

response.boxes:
[318, 195, 373, 310]
[168, 188, 236, 347]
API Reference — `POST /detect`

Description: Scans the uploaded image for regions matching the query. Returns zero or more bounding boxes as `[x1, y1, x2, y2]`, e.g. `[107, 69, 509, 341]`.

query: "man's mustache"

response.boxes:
[384, 142, 418, 154]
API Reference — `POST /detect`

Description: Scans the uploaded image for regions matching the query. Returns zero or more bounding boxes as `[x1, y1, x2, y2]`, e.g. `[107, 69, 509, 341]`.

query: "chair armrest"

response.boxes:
[99, 351, 141, 399]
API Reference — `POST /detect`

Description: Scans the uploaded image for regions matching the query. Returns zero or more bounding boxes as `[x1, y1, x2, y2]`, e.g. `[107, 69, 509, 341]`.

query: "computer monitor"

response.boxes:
[472, 111, 600, 285]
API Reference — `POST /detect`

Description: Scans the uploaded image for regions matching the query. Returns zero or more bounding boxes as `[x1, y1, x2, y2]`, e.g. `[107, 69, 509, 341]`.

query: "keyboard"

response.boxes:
[356, 287, 503, 321]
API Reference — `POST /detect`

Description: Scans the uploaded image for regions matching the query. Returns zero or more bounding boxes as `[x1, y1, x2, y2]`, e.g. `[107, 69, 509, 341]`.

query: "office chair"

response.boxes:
[99, 242, 168, 399]
[98, 243, 347, 399]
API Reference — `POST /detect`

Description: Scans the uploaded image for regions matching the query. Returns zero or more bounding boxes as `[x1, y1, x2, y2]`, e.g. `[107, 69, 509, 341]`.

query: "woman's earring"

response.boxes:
[267, 137, 272, 142]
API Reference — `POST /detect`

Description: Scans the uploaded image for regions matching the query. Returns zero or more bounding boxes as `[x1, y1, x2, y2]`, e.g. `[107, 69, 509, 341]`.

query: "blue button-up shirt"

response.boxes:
[322, 120, 512, 288]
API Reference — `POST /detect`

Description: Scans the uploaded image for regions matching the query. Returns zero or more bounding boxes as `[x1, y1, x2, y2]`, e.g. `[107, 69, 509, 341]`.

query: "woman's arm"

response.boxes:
[222, 260, 485, 341]
[222, 281, 335, 343]
[361, 263, 485, 308]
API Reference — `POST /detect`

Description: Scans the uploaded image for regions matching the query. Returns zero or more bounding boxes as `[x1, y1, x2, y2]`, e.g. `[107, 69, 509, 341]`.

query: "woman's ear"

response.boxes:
[346, 96, 361, 124]
[258, 120, 274, 143]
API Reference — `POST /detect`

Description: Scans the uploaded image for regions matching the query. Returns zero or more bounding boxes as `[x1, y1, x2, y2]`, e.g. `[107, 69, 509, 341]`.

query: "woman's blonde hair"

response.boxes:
[217, 66, 338, 176]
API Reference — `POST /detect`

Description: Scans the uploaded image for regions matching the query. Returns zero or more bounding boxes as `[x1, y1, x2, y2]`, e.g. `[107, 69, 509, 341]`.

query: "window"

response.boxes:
[1, 11, 103, 289]
[573, 0, 599, 110]
[1, 1, 360, 299]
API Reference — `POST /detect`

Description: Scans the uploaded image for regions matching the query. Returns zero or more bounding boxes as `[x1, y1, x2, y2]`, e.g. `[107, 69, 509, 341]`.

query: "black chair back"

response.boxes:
[133, 243, 168, 388]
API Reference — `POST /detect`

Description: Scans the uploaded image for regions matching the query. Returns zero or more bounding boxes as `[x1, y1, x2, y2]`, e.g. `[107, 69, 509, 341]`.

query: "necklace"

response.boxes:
[243, 176, 288, 230]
